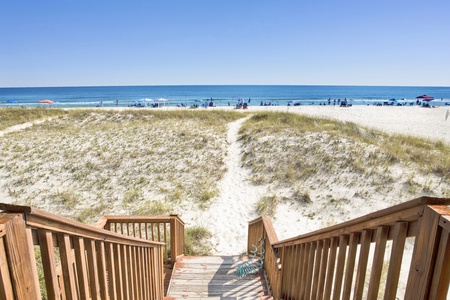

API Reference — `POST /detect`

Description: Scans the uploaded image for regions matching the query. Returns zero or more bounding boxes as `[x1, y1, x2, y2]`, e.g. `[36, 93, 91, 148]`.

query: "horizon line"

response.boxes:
[2, 84, 450, 89]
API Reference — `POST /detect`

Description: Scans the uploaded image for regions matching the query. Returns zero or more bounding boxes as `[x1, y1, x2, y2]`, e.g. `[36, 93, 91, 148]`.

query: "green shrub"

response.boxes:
[184, 226, 213, 255]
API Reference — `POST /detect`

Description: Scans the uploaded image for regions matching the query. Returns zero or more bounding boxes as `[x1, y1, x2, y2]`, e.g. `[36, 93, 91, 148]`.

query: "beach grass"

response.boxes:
[184, 226, 213, 255]
[0, 109, 243, 223]
[1, 109, 448, 233]
[240, 112, 450, 214]
[0, 108, 69, 130]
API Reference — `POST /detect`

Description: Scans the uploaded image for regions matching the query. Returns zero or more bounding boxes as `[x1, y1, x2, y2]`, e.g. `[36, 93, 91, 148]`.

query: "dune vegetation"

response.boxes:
[240, 112, 450, 219]
[1, 108, 449, 255]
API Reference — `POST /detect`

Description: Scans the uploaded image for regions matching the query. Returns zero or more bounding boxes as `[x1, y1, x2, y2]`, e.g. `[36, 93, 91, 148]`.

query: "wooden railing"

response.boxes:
[96, 214, 185, 267]
[247, 197, 450, 300]
[0, 203, 165, 300]
[248, 215, 282, 298]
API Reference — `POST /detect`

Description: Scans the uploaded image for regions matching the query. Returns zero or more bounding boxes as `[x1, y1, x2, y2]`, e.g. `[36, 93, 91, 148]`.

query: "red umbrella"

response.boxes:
[38, 99, 55, 104]
[416, 94, 433, 99]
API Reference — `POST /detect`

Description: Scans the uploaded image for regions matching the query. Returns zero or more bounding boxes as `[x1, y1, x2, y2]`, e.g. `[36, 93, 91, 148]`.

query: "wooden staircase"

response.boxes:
[166, 256, 272, 299]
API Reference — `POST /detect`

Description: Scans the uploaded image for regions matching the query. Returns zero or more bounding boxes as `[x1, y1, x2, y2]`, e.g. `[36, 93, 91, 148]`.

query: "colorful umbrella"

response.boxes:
[416, 95, 434, 102]
[38, 99, 55, 104]
[416, 94, 434, 99]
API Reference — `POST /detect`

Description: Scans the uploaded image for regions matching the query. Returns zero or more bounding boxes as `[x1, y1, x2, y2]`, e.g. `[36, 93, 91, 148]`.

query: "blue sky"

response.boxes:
[1, 0, 449, 87]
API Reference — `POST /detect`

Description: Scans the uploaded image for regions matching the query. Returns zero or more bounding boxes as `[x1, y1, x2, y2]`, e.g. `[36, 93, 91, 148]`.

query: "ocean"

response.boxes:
[1, 85, 450, 108]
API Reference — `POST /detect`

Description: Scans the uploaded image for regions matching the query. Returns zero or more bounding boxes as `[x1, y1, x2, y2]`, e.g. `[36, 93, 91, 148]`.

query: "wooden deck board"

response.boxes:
[167, 256, 272, 299]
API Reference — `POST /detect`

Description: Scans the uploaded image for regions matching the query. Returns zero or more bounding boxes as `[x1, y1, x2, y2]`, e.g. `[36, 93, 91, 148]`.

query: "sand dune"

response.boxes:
[0, 106, 448, 255]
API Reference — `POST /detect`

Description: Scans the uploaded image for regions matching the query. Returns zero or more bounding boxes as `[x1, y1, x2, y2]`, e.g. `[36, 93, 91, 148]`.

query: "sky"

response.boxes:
[1, 0, 449, 87]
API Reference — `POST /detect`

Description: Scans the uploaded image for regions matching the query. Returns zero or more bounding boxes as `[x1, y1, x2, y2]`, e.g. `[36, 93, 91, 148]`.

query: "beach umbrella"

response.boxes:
[416, 94, 434, 100]
[38, 99, 55, 104]
[157, 98, 168, 107]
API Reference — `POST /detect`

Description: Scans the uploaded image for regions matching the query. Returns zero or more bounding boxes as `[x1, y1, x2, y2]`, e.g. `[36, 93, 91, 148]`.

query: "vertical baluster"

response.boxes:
[299, 243, 309, 298]
[38, 230, 60, 300]
[333, 235, 349, 300]
[323, 237, 338, 299]
[312, 240, 324, 299]
[95, 241, 110, 300]
[429, 226, 450, 300]
[353, 229, 373, 300]
[85, 239, 100, 300]
[316, 238, 330, 300]
[342, 232, 360, 300]
[113, 243, 123, 299]
[73, 236, 90, 299]
[157, 223, 161, 242]
[58, 233, 78, 300]
[384, 222, 408, 300]
[367, 226, 389, 300]
[304, 242, 317, 299]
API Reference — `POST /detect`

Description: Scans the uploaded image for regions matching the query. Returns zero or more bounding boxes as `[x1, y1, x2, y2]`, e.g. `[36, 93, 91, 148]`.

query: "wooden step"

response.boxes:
[166, 256, 272, 299]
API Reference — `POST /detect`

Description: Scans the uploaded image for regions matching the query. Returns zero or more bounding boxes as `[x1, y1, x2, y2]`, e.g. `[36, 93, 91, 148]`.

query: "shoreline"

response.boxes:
[89, 105, 450, 144]
[3, 105, 448, 144]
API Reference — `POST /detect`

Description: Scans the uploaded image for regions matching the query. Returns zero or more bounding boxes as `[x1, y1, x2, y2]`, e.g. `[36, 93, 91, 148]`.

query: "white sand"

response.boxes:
[212, 105, 450, 144]
[179, 105, 449, 254]
[1, 106, 449, 255]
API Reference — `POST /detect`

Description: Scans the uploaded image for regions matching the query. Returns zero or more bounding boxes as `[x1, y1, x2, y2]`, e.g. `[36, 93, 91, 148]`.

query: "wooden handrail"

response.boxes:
[97, 214, 185, 267]
[248, 197, 450, 299]
[0, 203, 165, 300]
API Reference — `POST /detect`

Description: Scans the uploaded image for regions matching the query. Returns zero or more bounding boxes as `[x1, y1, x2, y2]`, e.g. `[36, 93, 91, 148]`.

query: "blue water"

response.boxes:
[1, 85, 450, 108]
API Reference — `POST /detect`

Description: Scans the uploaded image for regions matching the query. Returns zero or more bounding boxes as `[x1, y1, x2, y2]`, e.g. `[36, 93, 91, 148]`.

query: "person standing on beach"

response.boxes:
[446, 109, 449, 121]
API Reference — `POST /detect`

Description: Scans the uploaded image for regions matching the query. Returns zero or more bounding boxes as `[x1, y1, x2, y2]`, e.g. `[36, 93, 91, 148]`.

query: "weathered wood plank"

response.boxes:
[311, 240, 323, 298]
[104, 242, 117, 300]
[38, 230, 60, 300]
[304, 241, 316, 299]
[73, 236, 90, 299]
[405, 206, 444, 299]
[353, 229, 373, 299]
[333, 235, 349, 300]
[0, 235, 14, 300]
[2, 214, 41, 300]
[113, 243, 123, 299]
[95, 241, 109, 300]
[384, 222, 408, 300]
[168, 256, 270, 299]
[316, 238, 330, 300]
[25, 214, 164, 248]
[429, 227, 450, 300]
[342, 232, 359, 300]
[324, 237, 338, 299]
[85, 239, 100, 300]
[58, 233, 77, 300]
[367, 226, 389, 300]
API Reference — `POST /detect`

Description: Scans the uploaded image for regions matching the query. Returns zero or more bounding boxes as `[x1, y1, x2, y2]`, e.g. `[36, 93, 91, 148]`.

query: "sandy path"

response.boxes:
[0, 117, 54, 137]
[185, 116, 267, 255]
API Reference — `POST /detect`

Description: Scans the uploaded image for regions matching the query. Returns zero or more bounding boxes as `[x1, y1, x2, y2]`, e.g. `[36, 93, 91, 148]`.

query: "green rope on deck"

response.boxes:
[237, 237, 265, 277]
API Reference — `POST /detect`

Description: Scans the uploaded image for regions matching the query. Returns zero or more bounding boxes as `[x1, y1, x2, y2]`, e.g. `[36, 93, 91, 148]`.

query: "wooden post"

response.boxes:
[170, 216, 176, 266]
[0, 223, 14, 300]
[3, 214, 41, 299]
[406, 205, 447, 299]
